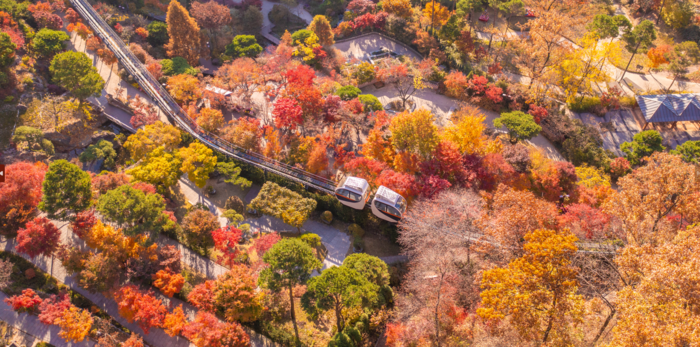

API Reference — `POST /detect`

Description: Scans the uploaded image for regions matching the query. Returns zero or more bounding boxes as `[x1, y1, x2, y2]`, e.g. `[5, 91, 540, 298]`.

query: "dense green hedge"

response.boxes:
[568, 96, 602, 113]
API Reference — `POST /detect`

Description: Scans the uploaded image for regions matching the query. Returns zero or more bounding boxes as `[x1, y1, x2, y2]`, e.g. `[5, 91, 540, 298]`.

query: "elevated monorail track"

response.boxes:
[70, 0, 336, 194]
[71, 0, 619, 255]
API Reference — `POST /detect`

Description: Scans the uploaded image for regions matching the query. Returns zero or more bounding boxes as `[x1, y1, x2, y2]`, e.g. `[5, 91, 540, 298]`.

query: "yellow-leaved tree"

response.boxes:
[167, 74, 202, 105]
[124, 121, 182, 162]
[422, 1, 450, 30]
[308, 15, 334, 47]
[389, 109, 441, 159]
[574, 165, 611, 189]
[383, 0, 412, 18]
[442, 106, 486, 154]
[606, 224, 700, 346]
[126, 146, 183, 190]
[602, 152, 700, 246]
[178, 141, 218, 189]
[556, 32, 621, 103]
[478, 228, 584, 345]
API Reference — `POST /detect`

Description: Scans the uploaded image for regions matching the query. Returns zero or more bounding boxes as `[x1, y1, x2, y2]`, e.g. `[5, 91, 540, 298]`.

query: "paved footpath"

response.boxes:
[178, 180, 353, 273]
[0, 291, 95, 347]
[0, 221, 277, 347]
[242, 185, 352, 273]
[65, 29, 169, 131]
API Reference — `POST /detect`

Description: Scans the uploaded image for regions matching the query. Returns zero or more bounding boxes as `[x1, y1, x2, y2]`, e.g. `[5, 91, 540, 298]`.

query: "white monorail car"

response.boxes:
[370, 186, 407, 223]
[335, 176, 371, 210]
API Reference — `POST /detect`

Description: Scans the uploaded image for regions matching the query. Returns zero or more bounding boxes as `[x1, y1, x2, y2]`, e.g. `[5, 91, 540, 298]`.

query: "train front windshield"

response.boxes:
[395, 196, 407, 215]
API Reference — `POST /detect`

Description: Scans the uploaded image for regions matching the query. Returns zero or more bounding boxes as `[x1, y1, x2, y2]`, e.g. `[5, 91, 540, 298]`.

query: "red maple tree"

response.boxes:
[65, 8, 80, 23]
[212, 226, 243, 267]
[417, 175, 451, 199]
[4, 289, 42, 313]
[182, 311, 249, 347]
[272, 97, 303, 130]
[38, 293, 72, 325]
[16, 217, 61, 259]
[70, 210, 97, 239]
[123, 333, 145, 347]
[0, 162, 47, 235]
[528, 104, 548, 124]
[345, 157, 388, 188]
[376, 170, 417, 201]
[187, 280, 216, 312]
[133, 291, 167, 334]
[558, 204, 613, 240]
[251, 232, 281, 257]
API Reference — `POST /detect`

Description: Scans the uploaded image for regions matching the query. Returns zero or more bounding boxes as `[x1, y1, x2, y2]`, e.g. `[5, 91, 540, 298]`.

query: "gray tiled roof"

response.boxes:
[636, 94, 700, 123]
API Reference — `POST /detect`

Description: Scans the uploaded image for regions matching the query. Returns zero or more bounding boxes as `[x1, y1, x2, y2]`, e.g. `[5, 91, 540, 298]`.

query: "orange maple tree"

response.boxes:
[55, 306, 93, 343]
[152, 269, 185, 297]
[163, 305, 188, 337]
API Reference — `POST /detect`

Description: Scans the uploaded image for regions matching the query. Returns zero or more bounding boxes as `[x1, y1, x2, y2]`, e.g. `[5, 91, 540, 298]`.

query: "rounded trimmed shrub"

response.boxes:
[224, 196, 246, 215]
[336, 85, 362, 100]
[358, 94, 383, 111]
[320, 210, 333, 224]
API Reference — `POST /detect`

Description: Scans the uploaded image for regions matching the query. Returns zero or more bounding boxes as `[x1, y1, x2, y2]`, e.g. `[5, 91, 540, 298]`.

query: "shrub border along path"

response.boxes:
[0, 219, 278, 347]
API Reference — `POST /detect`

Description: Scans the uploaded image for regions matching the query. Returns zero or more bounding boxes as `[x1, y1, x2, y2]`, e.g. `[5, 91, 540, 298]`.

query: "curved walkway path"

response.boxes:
[473, 25, 700, 94]
[333, 33, 565, 160]
[0, 290, 95, 347]
[0, 220, 278, 347]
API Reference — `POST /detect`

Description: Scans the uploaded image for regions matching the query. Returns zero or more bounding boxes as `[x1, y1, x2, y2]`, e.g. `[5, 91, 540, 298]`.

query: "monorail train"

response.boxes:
[335, 177, 407, 223]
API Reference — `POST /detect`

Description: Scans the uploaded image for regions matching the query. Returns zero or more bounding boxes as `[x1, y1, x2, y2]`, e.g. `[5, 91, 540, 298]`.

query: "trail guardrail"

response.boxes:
[70, 0, 337, 194]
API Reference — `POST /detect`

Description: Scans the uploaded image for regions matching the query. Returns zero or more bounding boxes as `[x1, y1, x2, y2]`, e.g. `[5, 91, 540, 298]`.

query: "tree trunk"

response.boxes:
[335, 301, 344, 332]
[591, 308, 615, 346]
[487, 14, 496, 52]
[466, 242, 471, 264]
[289, 284, 301, 346]
[546, 0, 556, 11]
[667, 74, 678, 93]
[501, 16, 510, 47]
[543, 296, 557, 343]
[656, 0, 667, 25]
[430, 0, 436, 31]
[434, 274, 444, 347]
[619, 41, 640, 82]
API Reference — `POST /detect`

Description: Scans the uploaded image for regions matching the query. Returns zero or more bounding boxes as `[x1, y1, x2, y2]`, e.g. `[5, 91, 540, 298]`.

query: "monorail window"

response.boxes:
[337, 189, 361, 202]
[348, 191, 361, 201]
[386, 205, 400, 216]
[375, 201, 399, 216]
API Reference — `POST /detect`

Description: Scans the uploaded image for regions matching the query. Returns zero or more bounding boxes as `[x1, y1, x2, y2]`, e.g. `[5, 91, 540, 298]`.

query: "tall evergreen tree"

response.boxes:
[258, 238, 321, 346]
[165, 0, 201, 66]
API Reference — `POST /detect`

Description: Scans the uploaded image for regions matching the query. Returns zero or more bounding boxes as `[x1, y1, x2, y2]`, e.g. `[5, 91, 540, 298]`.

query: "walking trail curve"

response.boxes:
[0, 221, 278, 347]
[0, 290, 96, 347]
[177, 179, 352, 274]
[65, 28, 169, 132]
[472, 18, 700, 95]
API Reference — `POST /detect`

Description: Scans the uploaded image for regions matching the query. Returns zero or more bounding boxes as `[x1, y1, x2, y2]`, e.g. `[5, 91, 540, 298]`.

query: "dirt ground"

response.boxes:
[362, 231, 402, 258]
[203, 175, 252, 210]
